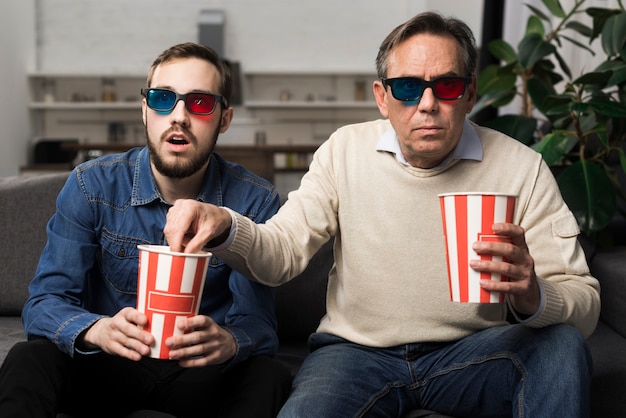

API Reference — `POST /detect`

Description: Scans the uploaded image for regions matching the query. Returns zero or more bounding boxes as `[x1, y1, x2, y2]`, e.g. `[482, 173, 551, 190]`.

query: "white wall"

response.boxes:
[4, 0, 485, 176]
[36, 0, 484, 74]
[0, 0, 36, 176]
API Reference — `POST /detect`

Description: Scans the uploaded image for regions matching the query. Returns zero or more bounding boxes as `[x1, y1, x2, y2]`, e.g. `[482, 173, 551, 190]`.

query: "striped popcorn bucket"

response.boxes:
[438, 193, 517, 303]
[137, 245, 211, 359]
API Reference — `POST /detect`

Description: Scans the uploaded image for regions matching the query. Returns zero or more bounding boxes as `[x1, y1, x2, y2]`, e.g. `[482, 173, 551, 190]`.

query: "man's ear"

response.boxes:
[373, 80, 389, 118]
[465, 76, 478, 114]
[141, 99, 147, 125]
[219, 107, 234, 133]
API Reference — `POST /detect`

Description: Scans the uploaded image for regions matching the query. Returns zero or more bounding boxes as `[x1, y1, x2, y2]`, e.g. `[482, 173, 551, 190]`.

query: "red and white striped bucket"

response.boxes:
[438, 193, 517, 303]
[137, 245, 211, 359]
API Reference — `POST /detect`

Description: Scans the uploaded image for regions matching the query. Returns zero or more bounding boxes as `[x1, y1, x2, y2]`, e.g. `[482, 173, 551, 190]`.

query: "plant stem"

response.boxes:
[545, 0, 586, 43]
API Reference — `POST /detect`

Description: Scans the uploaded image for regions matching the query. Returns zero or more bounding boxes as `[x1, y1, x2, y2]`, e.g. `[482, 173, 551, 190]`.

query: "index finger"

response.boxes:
[164, 201, 195, 252]
[492, 222, 525, 239]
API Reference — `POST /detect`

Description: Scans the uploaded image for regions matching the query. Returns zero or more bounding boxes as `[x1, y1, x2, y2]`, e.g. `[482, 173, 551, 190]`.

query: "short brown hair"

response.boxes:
[146, 42, 232, 106]
[375, 11, 478, 79]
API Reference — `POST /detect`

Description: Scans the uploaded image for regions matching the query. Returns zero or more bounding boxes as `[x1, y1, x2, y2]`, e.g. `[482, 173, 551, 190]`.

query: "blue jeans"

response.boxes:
[278, 324, 591, 418]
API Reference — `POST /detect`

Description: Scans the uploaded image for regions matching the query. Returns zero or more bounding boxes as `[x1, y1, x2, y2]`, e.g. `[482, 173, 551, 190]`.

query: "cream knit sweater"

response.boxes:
[217, 119, 600, 346]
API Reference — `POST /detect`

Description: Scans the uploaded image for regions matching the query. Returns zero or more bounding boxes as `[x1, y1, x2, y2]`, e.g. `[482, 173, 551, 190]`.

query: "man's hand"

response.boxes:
[470, 222, 541, 316]
[81, 307, 154, 361]
[164, 199, 233, 253]
[165, 315, 237, 368]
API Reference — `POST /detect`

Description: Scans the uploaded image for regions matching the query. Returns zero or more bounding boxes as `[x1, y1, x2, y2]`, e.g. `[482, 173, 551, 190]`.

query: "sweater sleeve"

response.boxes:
[215, 137, 340, 286]
[517, 159, 600, 338]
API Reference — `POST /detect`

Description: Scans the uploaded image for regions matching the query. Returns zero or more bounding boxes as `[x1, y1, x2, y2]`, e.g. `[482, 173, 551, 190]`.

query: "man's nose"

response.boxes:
[417, 86, 438, 112]
[169, 99, 190, 124]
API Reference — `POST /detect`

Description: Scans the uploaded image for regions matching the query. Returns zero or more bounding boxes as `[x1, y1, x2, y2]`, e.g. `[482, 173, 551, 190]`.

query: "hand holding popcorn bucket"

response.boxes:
[438, 193, 517, 303]
[136, 245, 211, 359]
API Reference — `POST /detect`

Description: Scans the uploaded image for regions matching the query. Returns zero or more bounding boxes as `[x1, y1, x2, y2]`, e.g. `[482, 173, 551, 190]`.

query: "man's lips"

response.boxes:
[417, 124, 441, 130]
[415, 125, 443, 135]
[163, 132, 192, 152]
[165, 133, 189, 145]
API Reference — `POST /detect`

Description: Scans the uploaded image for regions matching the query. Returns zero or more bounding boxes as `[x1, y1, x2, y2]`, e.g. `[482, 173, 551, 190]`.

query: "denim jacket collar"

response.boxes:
[131, 147, 221, 206]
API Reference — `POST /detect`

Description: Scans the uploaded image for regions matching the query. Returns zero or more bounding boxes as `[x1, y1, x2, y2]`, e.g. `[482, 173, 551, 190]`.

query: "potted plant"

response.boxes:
[471, 0, 626, 239]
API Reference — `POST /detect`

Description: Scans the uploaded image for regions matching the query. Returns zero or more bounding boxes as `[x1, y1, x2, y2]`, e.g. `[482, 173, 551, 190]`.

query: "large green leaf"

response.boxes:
[542, 94, 573, 116]
[526, 15, 546, 37]
[526, 4, 551, 22]
[527, 77, 556, 114]
[601, 12, 626, 56]
[477, 64, 516, 96]
[558, 161, 616, 234]
[532, 59, 563, 87]
[532, 132, 576, 165]
[540, 0, 566, 18]
[595, 61, 626, 86]
[564, 20, 593, 38]
[619, 148, 626, 174]
[518, 33, 556, 69]
[560, 34, 596, 56]
[552, 49, 572, 79]
[595, 126, 609, 148]
[588, 99, 626, 117]
[576, 111, 599, 134]
[483, 115, 538, 145]
[569, 102, 590, 114]
[470, 89, 516, 116]
[488, 39, 518, 64]
[586, 7, 621, 41]
[573, 70, 613, 86]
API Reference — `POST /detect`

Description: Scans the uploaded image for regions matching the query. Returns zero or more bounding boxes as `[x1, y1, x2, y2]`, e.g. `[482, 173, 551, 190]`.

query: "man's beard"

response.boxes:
[146, 126, 218, 179]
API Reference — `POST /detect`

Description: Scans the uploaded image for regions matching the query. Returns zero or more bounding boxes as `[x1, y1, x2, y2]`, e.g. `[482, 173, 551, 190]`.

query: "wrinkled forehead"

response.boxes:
[386, 33, 466, 78]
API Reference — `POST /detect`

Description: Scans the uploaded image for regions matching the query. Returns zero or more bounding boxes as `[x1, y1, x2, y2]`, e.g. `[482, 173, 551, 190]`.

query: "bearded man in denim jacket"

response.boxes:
[0, 43, 291, 418]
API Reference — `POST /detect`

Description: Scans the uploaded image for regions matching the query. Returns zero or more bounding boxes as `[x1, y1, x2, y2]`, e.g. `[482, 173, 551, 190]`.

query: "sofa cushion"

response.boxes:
[0, 173, 69, 315]
[587, 321, 626, 417]
[274, 239, 333, 344]
[0, 317, 26, 364]
[590, 246, 626, 338]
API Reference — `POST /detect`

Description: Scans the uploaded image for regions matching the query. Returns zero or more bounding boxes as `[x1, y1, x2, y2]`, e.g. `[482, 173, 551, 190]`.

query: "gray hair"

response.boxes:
[375, 11, 478, 79]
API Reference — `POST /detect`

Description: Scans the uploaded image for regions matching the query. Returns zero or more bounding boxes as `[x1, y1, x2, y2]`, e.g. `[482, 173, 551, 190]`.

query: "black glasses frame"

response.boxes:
[380, 76, 473, 102]
[141, 88, 227, 115]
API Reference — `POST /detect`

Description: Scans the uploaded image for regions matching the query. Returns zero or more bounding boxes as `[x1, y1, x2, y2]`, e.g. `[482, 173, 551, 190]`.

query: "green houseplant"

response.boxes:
[471, 0, 626, 238]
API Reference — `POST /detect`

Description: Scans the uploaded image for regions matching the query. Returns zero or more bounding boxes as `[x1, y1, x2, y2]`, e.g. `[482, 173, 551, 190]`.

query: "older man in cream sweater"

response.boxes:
[165, 12, 600, 418]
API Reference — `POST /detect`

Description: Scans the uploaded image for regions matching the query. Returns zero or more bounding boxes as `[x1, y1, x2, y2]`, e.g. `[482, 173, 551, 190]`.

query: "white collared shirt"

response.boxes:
[375, 119, 483, 169]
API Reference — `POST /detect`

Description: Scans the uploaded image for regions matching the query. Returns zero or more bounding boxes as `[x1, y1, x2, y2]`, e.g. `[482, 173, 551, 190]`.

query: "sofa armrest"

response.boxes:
[590, 246, 626, 338]
[0, 173, 69, 315]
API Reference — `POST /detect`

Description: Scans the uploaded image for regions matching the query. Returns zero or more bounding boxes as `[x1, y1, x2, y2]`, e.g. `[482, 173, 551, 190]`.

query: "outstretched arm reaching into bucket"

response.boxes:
[164, 199, 234, 254]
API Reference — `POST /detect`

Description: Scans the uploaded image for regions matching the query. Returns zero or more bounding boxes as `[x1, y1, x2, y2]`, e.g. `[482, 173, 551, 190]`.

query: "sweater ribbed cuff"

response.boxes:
[526, 278, 564, 328]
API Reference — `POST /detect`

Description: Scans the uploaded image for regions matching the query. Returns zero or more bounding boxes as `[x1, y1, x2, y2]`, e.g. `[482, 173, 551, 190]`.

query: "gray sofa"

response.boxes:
[1, 172, 625, 417]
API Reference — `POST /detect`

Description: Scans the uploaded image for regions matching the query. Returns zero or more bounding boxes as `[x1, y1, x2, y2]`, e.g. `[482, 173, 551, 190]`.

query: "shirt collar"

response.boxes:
[376, 119, 483, 169]
[131, 148, 161, 206]
[131, 147, 218, 206]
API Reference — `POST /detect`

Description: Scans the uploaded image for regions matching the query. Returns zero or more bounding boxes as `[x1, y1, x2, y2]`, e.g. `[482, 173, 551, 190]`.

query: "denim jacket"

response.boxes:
[22, 147, 281, 367]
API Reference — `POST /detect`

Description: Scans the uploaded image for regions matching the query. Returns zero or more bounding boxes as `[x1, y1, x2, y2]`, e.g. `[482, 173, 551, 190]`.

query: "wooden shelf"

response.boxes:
[244, 100, 377, 109]
[60, 142, 318, 153]
[29, 101, 142, 110]
[26, 72, 376, 193]
[60, 143, 318, 183]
